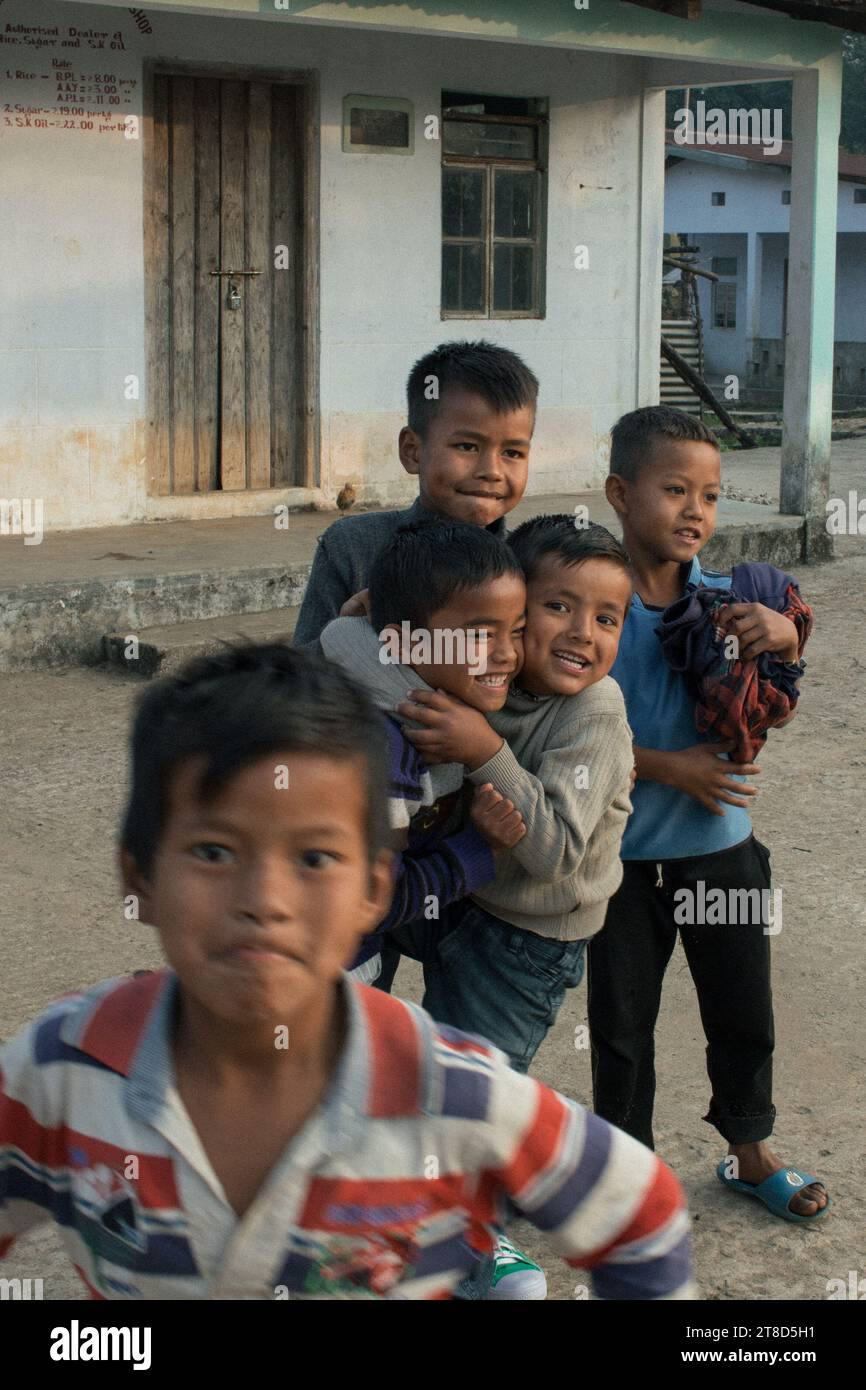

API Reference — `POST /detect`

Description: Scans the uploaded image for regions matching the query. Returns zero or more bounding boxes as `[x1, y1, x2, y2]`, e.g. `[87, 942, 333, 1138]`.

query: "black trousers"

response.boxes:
[587, 834, 776, 1149]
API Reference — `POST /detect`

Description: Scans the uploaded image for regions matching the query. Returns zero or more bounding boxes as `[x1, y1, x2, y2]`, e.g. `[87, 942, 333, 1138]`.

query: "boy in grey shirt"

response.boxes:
[294, 340, 537, 645]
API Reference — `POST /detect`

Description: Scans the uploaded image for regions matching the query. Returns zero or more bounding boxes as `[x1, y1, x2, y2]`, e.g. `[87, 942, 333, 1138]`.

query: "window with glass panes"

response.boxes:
[711, 256, 737, 328]
[441, 92, 546, 318]
[712, 280, 737, 328]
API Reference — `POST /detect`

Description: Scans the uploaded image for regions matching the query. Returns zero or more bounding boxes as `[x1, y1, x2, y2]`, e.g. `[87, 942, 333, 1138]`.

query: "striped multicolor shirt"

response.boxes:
[0, 971, 695, 1299]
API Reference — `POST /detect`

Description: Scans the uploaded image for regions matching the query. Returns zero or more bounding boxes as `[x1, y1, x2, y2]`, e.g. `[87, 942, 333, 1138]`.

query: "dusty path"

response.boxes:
[1, 551, 864, 1300]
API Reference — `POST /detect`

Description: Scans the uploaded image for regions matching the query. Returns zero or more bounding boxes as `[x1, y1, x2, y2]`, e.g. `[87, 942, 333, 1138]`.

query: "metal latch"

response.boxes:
[210, 268, 262, 311]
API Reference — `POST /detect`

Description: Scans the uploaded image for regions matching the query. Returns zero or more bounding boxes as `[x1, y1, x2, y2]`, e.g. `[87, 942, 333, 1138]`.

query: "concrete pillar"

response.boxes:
[781, 55, 842, 560]
[636, 84, 667, 406]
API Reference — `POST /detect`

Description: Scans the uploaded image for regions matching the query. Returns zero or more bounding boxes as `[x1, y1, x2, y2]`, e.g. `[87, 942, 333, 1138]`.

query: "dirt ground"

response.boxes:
[1, 548, 864, 1302]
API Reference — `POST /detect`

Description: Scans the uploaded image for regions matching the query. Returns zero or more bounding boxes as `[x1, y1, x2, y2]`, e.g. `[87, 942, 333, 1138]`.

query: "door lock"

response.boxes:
[210, 268, 262, 312]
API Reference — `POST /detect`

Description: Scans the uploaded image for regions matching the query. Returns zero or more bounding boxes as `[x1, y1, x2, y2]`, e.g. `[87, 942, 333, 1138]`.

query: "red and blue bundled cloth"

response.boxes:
[655, 562, 813, 762]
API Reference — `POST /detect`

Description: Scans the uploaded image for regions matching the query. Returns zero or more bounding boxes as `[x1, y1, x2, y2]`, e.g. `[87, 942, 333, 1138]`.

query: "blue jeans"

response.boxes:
[377, 900, 587, 1073]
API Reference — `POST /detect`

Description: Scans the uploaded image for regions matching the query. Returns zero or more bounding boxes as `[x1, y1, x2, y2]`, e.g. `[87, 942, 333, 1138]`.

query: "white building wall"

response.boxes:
[835, 177, 866, 234]
[667, 152, 866, 235]
[759, 236, 789, 341]
[681, 233, 748, 382]
[666, 155, 793, 233]
[0, 0, 647, 531]
[835, 234, 866, 340]
[666, 159, 866, 387]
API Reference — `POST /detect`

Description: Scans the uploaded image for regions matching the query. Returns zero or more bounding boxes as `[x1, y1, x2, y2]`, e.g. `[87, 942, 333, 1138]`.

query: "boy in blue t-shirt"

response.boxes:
[588, 406, 830, 1225]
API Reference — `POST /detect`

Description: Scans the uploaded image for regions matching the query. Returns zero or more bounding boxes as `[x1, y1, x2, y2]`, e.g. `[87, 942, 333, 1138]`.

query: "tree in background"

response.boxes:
[841, 33, 866, 152]
[665, 33, 866, 153]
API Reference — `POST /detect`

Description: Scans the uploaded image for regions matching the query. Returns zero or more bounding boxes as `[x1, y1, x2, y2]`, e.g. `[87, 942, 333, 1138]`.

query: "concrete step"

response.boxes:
[0, 488, 810, 670]
[103, 606, 300, 678]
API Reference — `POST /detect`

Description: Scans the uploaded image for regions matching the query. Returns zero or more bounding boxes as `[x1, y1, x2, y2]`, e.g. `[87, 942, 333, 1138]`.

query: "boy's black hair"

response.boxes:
[368, 519, 524, 634]
[508, 514, 632, 585]
[406, 339, 539, 438]
[609, 405, 720, 482]
[121, 643, 391, 877]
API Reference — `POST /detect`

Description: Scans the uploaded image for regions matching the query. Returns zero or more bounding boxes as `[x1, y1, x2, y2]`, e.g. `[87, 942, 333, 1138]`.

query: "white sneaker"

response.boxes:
[487, 1235, 547, 1300]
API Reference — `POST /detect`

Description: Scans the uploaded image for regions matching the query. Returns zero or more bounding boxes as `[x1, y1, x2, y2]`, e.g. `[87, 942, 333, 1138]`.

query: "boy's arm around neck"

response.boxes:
[367, 716, 495, 936]
[376, 827, 495, 935]
[470, 698, 633, 884]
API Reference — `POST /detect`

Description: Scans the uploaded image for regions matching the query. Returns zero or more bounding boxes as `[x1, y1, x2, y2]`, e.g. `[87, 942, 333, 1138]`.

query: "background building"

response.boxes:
[0, 0, 846, 545]
[665, 136, 866, 407]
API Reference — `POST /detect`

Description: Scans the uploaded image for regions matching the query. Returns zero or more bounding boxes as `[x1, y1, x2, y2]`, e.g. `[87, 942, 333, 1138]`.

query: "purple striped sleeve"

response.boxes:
[376, 826, 494, 936]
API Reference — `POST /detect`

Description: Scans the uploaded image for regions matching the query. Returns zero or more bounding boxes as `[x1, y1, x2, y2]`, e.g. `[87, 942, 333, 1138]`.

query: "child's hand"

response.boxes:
[718, 603, 799, 662]
[470, 784, 526, 852]
[397, 689, 504, 768]
[339, 588, 371, 618]
[666, 740, 761, 816]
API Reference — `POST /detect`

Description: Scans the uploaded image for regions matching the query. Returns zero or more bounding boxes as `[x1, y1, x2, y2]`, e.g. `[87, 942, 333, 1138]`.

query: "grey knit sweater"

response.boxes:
[319, 617, 633, 941]
[476, 683, 633, 939]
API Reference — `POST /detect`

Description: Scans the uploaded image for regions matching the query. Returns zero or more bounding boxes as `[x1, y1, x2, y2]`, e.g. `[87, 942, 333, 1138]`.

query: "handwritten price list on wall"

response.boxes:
[1, 21, 138, 134]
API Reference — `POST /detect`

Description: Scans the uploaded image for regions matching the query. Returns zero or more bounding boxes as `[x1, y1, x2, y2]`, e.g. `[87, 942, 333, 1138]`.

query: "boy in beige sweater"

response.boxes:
[322, 515, 634, 1073]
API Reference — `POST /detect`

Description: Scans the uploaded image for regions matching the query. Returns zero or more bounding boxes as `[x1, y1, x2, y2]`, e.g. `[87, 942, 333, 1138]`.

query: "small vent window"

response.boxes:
[342, 96, 414, 154]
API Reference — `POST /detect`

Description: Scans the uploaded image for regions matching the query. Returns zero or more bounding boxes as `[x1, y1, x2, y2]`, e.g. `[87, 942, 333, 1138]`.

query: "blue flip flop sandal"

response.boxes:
[716, 1160, 831, 1223]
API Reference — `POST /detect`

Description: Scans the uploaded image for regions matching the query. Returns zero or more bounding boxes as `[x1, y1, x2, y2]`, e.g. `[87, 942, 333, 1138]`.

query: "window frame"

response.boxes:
[341, 95, 414, 155]
[712, 279, 737, 330]
[441, 103, 547, 320]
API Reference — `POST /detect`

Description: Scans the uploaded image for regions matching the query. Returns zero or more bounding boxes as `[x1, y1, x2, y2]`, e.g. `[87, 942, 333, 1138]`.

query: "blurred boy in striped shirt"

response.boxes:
[0, 646, 695, 1300]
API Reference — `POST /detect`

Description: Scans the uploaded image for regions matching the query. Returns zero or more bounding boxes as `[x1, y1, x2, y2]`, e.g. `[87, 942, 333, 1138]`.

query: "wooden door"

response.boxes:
[148, 74, 306, 493]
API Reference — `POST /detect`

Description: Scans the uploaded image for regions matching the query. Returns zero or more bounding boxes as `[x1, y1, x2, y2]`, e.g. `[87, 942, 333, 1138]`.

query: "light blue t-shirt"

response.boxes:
[611, 557, 752, 861]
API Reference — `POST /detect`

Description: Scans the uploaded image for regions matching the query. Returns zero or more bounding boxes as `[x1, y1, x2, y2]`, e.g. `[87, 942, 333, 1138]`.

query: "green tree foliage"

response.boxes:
[665, 33, 866, 153]
[841, 33, 866, 152]
[666, 82, 792, 140]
